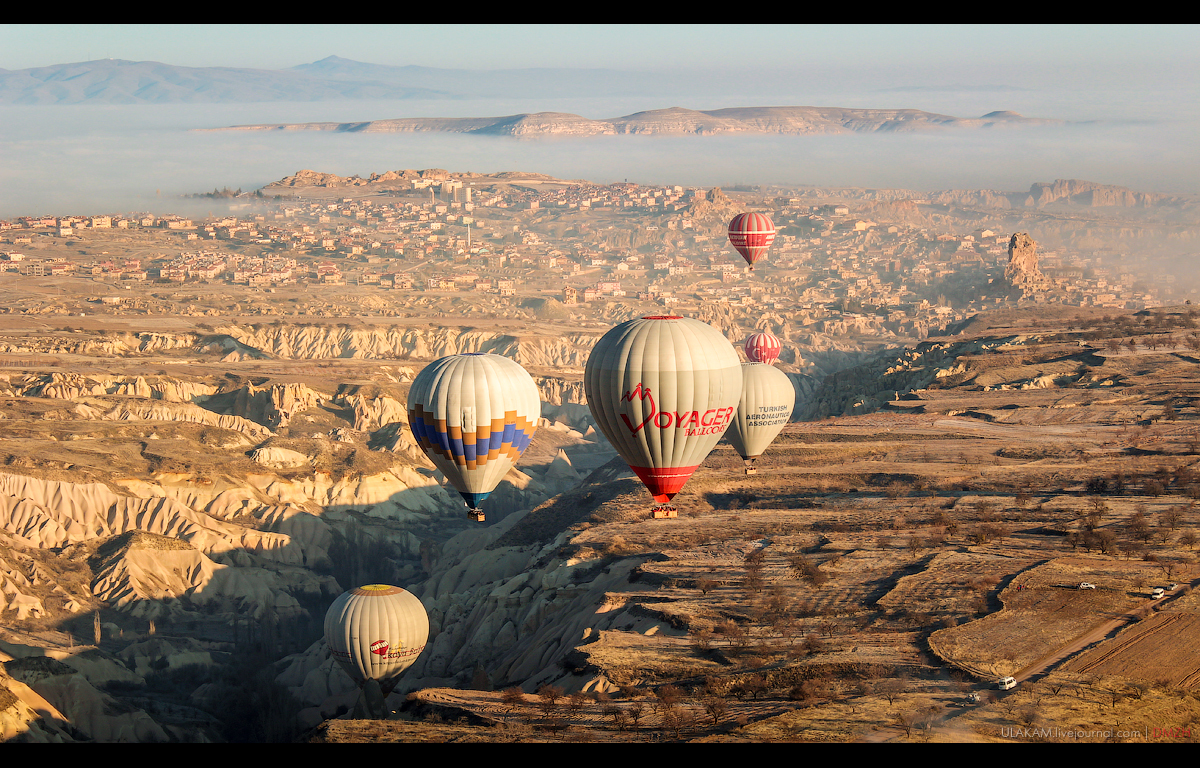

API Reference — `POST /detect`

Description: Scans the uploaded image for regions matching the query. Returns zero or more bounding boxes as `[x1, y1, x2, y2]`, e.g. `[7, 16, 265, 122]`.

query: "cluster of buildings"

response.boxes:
[0, 174, 1160, 335]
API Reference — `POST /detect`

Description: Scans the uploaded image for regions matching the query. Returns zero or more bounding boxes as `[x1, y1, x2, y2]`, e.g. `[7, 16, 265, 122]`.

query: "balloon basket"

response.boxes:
[467, 509, 486, 523]
[651, 505, 678, 519]
[744, 467, 758, 475]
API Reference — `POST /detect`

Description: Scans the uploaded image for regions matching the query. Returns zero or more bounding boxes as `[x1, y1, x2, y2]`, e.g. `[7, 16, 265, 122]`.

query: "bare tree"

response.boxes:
[567, 691, 587, 716]
[893, 709, 919, 737]
[878, 677, 907, 707]
[603, 704, 628, 732]
[702, 695, 728, 726]
[660, 705, 695, 739]
[743, 673, 769, 700]
[627, 700, 645, 729]
[907, 536, 924, 558]
[802, 633, 825, 655]
[1101, 679, 1126, 709]
[501, 686, 526, 717]
[537, 684, 565, 716]
[656, 684, 685, 709]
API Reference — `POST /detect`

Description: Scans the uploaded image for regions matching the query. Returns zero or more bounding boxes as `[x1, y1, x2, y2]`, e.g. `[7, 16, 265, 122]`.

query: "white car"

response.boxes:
[1078, 582, 1096, 590]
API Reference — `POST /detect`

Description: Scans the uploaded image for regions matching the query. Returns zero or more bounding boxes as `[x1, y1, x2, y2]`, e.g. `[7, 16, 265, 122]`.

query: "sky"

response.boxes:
[3, 25, 1198, 124]
[3, 24, 1197, 86]
[1, 24, 1198, 218]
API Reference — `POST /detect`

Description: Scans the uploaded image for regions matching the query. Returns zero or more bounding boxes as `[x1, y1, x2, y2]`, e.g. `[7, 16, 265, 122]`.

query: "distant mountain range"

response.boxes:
[0, 55, 661, 104]
[207, 106, 1063, 138]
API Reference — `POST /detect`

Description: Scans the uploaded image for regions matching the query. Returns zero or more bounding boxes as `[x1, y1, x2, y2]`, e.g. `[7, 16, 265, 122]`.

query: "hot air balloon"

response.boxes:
[744, 330, 782, 365]
[324, 584, 429, 697]
[585, 315, 742, 517]
[727, 212, 776, 270]
[725, 362, 795, 474]
[407, 353, 540, 522]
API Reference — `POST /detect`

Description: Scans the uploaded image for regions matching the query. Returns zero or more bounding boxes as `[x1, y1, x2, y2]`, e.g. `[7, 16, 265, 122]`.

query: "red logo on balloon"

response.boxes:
[370, 640, 389, 656]
[620, 383, 656, 433]
[620, 383, 733, 436]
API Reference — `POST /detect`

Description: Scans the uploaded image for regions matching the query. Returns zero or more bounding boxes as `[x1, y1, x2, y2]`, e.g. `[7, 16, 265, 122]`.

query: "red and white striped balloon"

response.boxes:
[727, 213, 776, 270]
[744, 331, 782, 365]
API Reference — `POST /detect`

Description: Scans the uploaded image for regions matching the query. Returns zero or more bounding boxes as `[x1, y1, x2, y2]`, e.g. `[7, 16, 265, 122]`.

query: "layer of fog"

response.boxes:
[3, 73, 1199, 209]
[1, 100, 1197, 220]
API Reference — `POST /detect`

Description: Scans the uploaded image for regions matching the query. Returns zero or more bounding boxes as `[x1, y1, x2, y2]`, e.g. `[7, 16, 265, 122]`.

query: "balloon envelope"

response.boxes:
[744, 330, 782, 365]
[407, 353, 540, 512]
[727, 213, 776, 269]
[324, 584, 429, 693]
[726, 362, 795, 461]
[585, 316, 742, 503]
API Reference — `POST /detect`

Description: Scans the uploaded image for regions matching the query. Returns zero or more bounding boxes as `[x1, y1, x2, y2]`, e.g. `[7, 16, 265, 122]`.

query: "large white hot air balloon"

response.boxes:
[407, 353, 540, 522]
[725, 362, 795, 474]
[324, 584, 429, 695]
[585, 315, 742, 516]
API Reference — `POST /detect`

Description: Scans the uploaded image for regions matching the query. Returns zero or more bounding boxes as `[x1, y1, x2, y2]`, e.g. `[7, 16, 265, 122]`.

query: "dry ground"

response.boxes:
[347, 307, 1200, 741]
[4, 305, 1200, 742]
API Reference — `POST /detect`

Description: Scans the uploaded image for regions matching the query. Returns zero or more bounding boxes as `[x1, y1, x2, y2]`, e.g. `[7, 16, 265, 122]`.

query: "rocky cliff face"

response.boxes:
[684, 187, 742, 230]
[267, 168, 451, 189]
[0, 332, 196, 357]
[1005, 232, 1049, 293]
[8, 373, 219, 403]
[927, 189, 1026, 209]
[1026, 178, 1162, 208]
[274, 464, 669, 720]
[794, 335, 1023, 420]
[220, 324, 601, 369]
[235, 106, 1064, 139]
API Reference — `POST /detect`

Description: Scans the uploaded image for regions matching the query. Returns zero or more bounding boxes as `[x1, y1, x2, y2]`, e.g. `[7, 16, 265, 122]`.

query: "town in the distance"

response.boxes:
[1, 169, 1181, 339]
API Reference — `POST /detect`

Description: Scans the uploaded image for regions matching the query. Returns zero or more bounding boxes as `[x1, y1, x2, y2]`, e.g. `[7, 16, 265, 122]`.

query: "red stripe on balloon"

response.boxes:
[629, 465, 700, 503]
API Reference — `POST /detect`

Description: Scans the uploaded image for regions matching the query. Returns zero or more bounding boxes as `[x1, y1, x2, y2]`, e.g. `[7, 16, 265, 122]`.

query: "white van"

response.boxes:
[997, 676, 1017, 690]
[1152, 587, 1166, 599]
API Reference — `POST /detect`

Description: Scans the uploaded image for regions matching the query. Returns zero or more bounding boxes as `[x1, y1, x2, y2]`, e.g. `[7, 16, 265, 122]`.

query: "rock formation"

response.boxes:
[1004, 232, 1048, 294]
[1025, 179, 1161, 208]
[225, 106, 1064, 139]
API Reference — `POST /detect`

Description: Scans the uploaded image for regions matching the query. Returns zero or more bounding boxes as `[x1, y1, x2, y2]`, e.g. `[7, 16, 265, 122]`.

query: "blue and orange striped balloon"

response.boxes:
[407, 353, 540, 519]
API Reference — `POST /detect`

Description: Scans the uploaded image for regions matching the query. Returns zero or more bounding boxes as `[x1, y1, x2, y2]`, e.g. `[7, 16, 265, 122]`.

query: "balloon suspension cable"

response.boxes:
[651, 504, 678, 519]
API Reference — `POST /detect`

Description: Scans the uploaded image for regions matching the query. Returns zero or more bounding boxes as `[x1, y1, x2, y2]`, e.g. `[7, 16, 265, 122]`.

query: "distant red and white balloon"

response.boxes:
[744, 331, 782, 365]
[727, 213, 776, 270]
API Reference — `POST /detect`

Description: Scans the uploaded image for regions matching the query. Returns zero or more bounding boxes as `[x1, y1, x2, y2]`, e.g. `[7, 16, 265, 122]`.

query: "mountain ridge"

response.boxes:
[0, 56, 659, 104]
[210, 105, 1063, 138]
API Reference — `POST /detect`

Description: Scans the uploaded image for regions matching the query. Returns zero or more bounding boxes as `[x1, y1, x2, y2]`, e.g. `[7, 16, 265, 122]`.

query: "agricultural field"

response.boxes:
[1063, 588, 1200, 688]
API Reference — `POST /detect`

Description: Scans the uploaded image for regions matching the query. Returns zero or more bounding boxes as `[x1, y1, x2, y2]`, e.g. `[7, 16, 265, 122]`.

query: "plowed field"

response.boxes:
[1062, 612, 1200, 688]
